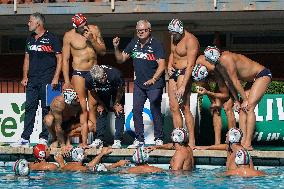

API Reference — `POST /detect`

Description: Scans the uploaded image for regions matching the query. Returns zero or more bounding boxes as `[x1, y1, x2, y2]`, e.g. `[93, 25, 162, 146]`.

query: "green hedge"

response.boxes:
[266, 81, 284, 94]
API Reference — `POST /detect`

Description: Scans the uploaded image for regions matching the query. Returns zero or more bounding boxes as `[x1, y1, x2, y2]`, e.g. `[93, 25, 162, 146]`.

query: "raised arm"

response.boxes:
[87, 25, 106, 56]
[113, 37, 130, 64]
[87, 147, 112, 168]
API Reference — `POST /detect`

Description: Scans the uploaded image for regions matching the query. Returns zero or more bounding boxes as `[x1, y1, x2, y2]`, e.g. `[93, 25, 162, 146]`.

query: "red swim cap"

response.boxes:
[72, 13, 87, 28]
[33, 144, 49, 160]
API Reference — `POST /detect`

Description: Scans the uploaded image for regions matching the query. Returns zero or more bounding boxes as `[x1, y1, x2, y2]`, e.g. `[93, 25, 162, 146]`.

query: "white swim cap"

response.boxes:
[95, 163, 108, 172]
[192, 64, 209, 81]
[235, 149, 250, 165]
[63, 88, 78, 105]
[171, 128, 188, 144]
[13, 159, 30, 176]
[71, 147, 85, 162]
[204, 46, 221, 64]
[132, 147, 149, 164]
[228, 128, 243, 144]
[168, 19, 184, 35]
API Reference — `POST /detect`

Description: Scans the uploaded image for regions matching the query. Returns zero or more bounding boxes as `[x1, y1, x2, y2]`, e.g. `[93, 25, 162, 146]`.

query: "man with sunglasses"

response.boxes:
[113, 20, 166, 148]
[62, 13, 106, 148]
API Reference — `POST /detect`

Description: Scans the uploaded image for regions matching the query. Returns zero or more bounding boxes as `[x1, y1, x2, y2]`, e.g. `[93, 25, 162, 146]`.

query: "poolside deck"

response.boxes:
[0, 146, 283, 166]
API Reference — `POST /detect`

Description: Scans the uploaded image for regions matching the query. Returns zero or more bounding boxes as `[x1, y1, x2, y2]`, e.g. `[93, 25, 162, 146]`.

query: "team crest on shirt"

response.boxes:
[27, 44, 54, 52]
[131, 52, 156, 61]
[40, 38, 50, 44]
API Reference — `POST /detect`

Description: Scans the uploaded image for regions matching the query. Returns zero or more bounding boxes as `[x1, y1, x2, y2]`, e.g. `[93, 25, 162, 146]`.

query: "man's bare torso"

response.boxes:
[66, 26, 99, 71]
[171, 31, 198, 70]
[170, 146, 193, 171]
[221, 51, 265, 82]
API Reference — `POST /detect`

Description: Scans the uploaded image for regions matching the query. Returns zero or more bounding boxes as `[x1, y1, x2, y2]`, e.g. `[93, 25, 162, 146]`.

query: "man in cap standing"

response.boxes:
[167, 18, 200, 147]
[62, 13, 106, 148]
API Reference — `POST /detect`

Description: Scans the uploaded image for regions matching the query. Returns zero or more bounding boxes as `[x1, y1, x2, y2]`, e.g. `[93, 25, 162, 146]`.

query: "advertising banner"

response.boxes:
[200, 94, 284, 144]
[0, 93, 41, 143]
[0, 93, 198, 145]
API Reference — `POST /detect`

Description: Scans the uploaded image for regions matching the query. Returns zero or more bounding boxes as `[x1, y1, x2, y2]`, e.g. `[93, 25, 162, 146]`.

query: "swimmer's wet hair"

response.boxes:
[31, 12, 45, 26]
[90, 65, 104, 81]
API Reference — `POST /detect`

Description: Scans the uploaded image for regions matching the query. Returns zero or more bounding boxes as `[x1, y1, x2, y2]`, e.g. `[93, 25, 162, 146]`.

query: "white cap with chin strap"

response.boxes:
[235, 149, 251, 165]
[228, 128, 243, 144]
[63, 89, 78, 105]
[71, 147, 85, 162]
[204, 46, 221, 64]
[192, 64, 209, 81]
[168, 19, 184, 35]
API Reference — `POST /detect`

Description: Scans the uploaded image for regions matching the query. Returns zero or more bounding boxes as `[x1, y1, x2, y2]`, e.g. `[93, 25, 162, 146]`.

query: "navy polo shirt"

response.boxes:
[123, 37, 165, 90]
[93, 65, 125, 93]
[25, 30, 62, 81]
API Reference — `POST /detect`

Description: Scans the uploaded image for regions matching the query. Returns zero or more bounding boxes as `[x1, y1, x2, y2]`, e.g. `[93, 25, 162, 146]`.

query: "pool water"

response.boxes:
[1, 165, 284, 189]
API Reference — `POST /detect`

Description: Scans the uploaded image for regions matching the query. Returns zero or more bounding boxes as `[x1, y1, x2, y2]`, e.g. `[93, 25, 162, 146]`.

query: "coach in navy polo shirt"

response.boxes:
[12, 13, 62, 147]
[113, 20, 166, 148]
[88, 65, 125, 149]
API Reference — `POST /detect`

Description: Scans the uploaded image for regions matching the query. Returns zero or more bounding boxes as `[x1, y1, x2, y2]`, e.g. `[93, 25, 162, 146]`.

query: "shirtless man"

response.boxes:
[29, 144, 58, 171]
[14, 144, 58, 175]
[167, 18, 199, 147]
[195, 128, 253, 170]
[205, 47, 272, 150]
[194, 49, 239, 144]
[55, 146, 129, 172]
[225, 149, 265, 177]
[124, 146, 163, 174]
[147, 128, 194, 171]
[62, 13, 106, 148]
[44, 89, 95, 148]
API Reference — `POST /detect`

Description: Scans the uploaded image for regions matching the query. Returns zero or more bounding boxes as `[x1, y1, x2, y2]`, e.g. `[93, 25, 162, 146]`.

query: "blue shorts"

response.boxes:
[255, 68, 272, 81]
[72, 70, 95, 90]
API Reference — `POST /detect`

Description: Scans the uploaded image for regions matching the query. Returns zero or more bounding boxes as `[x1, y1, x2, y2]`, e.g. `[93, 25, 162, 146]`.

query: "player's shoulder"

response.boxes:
[64, 29, 74, 38]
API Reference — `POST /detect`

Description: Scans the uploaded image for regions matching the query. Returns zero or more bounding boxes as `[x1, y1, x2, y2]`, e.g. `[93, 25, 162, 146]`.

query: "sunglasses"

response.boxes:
[136, 28, 150, 33]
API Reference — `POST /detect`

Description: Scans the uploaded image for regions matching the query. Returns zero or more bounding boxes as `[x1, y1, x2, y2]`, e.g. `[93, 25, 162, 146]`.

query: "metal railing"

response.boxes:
[0, 79, 25, 93]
